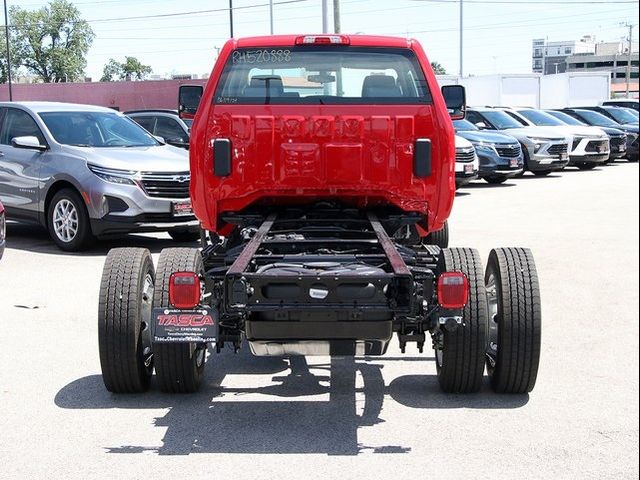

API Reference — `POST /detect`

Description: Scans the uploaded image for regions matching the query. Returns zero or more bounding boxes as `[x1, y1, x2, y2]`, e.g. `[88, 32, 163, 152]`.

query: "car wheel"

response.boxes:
[434, 248, 488, 394]
[47, 189, 94, 251]
[425, 220, 449, 248]
[168, 229, 201, 243]
[98, 248, 155, 393]
[485, 248, 541, 394]
[153, 248, 207, 393]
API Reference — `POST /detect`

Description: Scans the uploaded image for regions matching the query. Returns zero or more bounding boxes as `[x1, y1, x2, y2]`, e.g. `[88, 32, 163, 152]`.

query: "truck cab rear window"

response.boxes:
[214, 47, 432, 105]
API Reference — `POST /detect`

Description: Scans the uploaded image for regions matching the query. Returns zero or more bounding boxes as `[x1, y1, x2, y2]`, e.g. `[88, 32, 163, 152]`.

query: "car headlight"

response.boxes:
[88, 164, 137, 186]
[474, 143, 496, 152]
[527, 137, 554, 153]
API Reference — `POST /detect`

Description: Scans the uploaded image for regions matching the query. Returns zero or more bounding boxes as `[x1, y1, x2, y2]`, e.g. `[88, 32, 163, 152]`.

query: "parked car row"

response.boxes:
[0, 100, 636, 255]
[453, 104, 638, 183]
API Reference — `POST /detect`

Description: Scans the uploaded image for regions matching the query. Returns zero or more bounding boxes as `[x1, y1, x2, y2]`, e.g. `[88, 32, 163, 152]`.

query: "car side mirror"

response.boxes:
[441, 85, 466, 120]
[154, 135, 166, 144]
[11, 136, 47, 151]
[475, 121, 488, 130]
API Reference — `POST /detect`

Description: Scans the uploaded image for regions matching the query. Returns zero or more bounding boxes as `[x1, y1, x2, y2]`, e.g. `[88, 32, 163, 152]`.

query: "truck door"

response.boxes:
[0, 108, 47, 221]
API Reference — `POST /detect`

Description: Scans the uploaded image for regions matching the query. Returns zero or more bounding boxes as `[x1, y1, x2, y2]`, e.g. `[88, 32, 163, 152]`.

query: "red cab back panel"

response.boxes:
[190, 36, 456, 234]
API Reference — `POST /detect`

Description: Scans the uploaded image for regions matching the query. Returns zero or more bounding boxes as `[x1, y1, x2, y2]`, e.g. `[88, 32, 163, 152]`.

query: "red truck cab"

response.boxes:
[189, 34, 462, 237]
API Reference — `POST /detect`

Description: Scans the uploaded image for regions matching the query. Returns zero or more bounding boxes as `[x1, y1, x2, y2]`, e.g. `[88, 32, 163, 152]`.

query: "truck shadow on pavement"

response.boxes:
[5, 223, 197, 256]
[55, 350, 528, 456]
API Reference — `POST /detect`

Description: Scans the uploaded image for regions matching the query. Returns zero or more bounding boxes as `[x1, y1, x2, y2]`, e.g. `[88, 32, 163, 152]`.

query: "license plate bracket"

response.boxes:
[464, 164, 474, 174]
[510, 159, 520, 168]
[172, 200, 193, 217]
[153, 308, 216, 343]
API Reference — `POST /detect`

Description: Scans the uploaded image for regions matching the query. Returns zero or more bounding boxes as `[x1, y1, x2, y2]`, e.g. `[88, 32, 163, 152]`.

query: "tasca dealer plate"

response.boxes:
[153, 308, 216, 343]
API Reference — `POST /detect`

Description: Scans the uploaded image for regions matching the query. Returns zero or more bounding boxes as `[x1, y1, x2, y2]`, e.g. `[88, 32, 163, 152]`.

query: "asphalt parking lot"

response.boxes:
[0, 163, 638, 480]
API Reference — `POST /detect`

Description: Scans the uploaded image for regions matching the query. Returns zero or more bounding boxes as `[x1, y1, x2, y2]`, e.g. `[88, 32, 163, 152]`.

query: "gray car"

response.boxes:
[125, 109, 191, 149]
[0, 102, 199, 251]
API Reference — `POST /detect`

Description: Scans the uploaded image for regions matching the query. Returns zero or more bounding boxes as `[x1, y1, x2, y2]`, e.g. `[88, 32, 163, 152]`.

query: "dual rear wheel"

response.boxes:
[434, 247, 541, 394]
[98, 247, 207, 394]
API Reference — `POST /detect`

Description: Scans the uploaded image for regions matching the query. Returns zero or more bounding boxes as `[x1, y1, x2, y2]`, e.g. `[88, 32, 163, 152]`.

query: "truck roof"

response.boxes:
[233, 34, 414, 49]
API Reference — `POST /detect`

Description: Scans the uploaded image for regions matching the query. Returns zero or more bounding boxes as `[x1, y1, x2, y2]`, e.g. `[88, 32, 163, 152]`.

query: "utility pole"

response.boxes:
[322, 0, 328, 33]
[228, 0, 234, 38]
[269, 0, 274, 35]
[625, 23, 634, 98]
[333, 0, 342, 96]
[3, 0, 12, 101]
[459, 0, 463, 77]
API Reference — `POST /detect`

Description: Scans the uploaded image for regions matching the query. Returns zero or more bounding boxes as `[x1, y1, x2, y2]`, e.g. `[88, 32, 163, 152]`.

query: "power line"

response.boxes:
[7, 0, 312, 27]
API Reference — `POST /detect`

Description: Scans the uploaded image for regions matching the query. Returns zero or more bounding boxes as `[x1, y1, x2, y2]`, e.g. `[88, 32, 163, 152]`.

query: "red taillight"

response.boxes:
[169, 272, 201, 309]
[437, 272, 469, 309]
[295, 35, 350, 45]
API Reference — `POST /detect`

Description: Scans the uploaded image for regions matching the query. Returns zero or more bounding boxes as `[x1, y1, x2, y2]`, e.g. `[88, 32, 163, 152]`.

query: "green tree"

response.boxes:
[100, 56, 152, 82]
[431, 61, 447, 75]
[100, 59, 121, 82]
[0, 30, 20, 84]
[10, 0, 94, 83]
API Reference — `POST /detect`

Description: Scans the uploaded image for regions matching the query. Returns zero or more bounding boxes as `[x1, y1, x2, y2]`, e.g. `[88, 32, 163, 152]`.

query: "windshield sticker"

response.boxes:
[232, 49, 292, 64]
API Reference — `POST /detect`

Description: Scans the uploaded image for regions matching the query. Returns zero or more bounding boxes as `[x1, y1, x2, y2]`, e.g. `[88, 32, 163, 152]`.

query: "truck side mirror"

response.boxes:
[441, 85, 466, 120]
[178, 85, 204, 119]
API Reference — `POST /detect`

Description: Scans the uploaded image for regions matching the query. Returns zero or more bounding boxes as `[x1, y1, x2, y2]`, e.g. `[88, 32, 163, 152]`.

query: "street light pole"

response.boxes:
[269, 0, 274, 35]
[322, 0, 328, 33]
[228, 0, 234, 38]
[3, 0, 12, 101]
[333, 0, 341, 34]
[459, 0, 463, 77]
[625, 23, 633, 98]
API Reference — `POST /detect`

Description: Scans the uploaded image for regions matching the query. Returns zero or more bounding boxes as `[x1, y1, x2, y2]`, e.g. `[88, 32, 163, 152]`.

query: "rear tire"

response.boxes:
[153, 248, 206, 393]
[98, 248, 155, 393]
[485, 248, 541, 394]
[434, 248, 488, 394]
[425, 221, 449, 248]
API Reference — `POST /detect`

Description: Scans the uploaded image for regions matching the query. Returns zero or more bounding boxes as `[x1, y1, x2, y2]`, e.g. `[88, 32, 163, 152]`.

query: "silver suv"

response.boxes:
[466, 107, 570, 176]
[0, 102, 199, 251]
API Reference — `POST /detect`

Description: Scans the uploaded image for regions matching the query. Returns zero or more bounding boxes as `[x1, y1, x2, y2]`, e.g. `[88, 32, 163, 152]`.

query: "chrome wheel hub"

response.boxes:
[53, 199, 79, 243]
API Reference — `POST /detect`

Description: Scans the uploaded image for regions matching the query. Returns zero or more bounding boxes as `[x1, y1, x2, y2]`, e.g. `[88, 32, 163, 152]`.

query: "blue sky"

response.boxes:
[10, 0, 639, 80]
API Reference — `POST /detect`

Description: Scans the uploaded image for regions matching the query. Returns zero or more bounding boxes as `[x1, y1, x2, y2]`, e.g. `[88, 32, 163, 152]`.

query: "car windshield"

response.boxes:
[623, 108, 639, 119]
[546, 110, 586, 126]
[39, 111, 159, 147]
[481, 110, 524, 130]
[214, 46, 431, 105]
[574, 109, 619, 127]
[453, 119, 478, 131]
[604, 107, 638, 125]
[517, 109, 565, 127]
